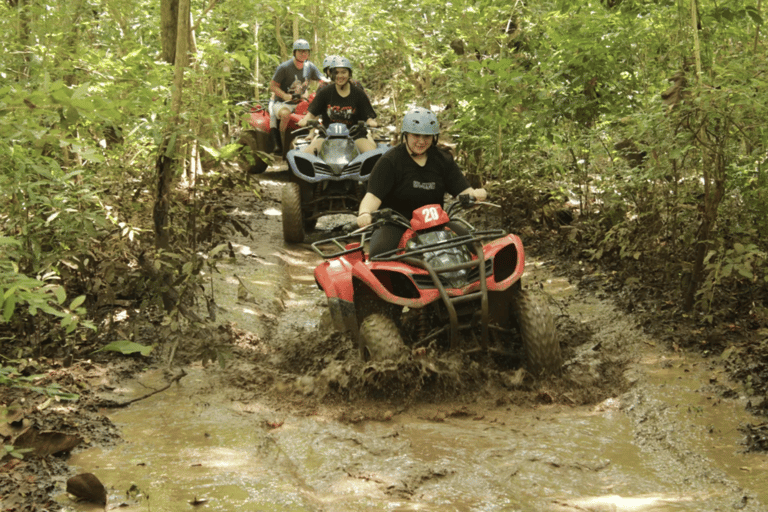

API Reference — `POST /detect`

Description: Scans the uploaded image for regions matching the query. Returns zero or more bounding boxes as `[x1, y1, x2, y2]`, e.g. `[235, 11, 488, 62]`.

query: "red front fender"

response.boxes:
[314, 251, 361, 302]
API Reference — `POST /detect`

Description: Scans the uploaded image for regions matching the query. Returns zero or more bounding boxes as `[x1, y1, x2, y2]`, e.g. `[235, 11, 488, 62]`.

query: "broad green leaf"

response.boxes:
[208, 243, 229, 258]
[93, 340, 153, 357]
[200, 144, 220, 159]
[53, 286, 66, 304]
[745, 6, 763, 25]
[2, 297, 15, 322]
[69, 295, 86, 310]
[0, 237, 21, 247]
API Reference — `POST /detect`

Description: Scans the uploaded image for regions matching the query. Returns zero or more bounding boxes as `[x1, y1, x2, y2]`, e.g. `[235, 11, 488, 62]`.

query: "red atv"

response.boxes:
[236, 96, 313, 174]
[311, 196, 562, 376]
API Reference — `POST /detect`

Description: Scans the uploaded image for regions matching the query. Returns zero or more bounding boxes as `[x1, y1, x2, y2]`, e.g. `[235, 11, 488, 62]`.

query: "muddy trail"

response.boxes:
[4, 169, 768, 511]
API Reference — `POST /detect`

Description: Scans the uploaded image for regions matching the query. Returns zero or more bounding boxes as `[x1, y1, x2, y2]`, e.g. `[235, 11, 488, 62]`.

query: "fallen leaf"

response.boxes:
[67, 473, 107, 506]
[13, 428, 81, 457]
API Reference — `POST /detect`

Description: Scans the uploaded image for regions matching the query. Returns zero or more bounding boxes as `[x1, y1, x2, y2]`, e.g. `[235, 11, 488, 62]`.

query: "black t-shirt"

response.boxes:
[307, 84, 376, 129]
[367, 144, 470, 219]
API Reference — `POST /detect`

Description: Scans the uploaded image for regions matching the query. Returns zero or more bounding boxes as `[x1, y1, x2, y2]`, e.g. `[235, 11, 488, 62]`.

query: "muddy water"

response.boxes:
[66, 354, 767, 511]
[65, 180, 767, 511]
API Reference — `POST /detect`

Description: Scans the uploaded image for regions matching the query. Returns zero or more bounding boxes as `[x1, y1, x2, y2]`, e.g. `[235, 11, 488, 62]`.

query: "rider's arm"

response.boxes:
[459, 187, 488, 202]
[365, 118, 378, 127]
[298, 111, 317, 128]
[357, 193, 382, 228]
[270, 80, 290, 102]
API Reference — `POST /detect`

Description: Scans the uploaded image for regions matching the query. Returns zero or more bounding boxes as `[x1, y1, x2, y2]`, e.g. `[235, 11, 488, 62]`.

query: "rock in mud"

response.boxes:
[66, 472, 107, 506]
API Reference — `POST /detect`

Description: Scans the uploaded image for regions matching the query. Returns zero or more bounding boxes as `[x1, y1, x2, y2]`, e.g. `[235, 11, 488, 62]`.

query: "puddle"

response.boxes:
[637, 353, 768, 504]
[66, 360, 766, 511]
[65, 308, 767, 511]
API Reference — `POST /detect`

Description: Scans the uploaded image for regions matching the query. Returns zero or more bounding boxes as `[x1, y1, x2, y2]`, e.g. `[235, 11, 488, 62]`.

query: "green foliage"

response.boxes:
[1, 0, 768, 341]
[0, 252, 94, 336]
[0, 365, 80, 401]
[698, 238, 767, 323]
[3, 445, 34, 460]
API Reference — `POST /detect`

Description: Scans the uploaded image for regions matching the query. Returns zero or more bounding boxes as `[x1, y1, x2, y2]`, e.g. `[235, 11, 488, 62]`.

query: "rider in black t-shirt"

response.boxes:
[318, 54, 368, 95]
[298, 56, 377, 154]
[357, 107, 487, 256]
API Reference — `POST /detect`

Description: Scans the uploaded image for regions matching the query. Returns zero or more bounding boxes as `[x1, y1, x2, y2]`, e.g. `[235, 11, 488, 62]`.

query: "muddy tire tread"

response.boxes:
[282, 182, 305, 243]
[359, 313, 406, 361]
[237, 130, 269, 175]
[513, 288, 562, 376]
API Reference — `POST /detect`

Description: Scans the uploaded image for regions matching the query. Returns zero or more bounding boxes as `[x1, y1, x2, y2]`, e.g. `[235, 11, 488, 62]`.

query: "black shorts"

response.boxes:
[350, 124, 368, 141]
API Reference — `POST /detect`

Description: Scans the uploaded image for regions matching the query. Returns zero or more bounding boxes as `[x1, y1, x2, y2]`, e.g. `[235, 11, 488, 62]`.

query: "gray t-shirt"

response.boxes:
[271, 59, 324, 96]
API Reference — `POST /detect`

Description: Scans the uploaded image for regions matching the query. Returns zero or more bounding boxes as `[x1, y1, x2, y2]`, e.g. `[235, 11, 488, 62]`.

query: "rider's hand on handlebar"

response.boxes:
[357, 212, 372, 228]
[472, 188, 488, 202]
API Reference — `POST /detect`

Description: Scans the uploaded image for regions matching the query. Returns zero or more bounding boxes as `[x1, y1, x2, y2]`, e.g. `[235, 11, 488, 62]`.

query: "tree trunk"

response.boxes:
[188, 9, 198, 55]
[254, 22, 260, 99]
[274, 16, 287, 58]
[682, 124, 727, 312]
[161, 0, 179, 64]
[154, 0, 190, 249]
[11, 0, 31, 79]
[690, 0, 702, 80]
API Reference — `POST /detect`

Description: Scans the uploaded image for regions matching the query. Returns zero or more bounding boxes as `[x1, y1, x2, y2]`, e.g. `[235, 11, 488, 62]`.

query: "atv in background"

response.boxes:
[235, 96, 313, 175]
[311, 197, 562, 377]
[281, 120, 390, 243]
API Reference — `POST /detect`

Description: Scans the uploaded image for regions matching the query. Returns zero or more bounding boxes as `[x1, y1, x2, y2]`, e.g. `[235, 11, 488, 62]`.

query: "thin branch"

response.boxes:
[754, 0, 762, 53]
[97, 370, 187, 408]
[191, 0, 218, 33]
[690, 0, 702, 81]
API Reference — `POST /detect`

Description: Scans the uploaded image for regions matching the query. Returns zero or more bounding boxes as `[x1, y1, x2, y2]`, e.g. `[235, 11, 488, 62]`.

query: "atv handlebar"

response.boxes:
[292, 119, 384, 141]
[291, 118, 322, 138]
[310, 221, 368, 259]
[290, 119, 319, 138]
[236, 100, 270, 113]
[446, 194, 500, 216]
[347, 120, 367, 139]
[309, 209, 407, 259]
[312, 199, 505, 261]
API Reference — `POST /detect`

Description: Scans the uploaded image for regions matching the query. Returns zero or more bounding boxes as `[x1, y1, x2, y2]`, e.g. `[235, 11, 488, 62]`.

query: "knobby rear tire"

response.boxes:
[282, 182, 305, 243]
[512, 288, 562, 376]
